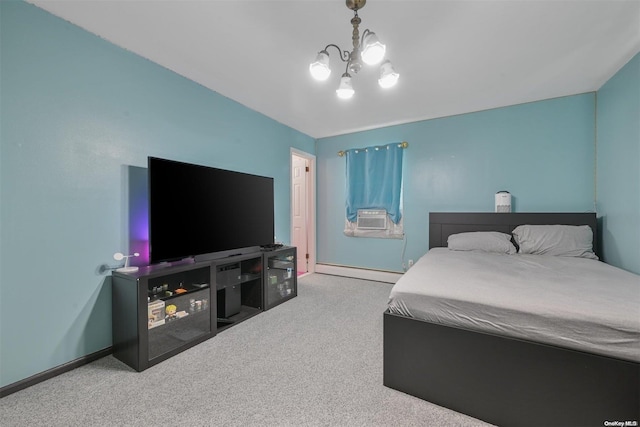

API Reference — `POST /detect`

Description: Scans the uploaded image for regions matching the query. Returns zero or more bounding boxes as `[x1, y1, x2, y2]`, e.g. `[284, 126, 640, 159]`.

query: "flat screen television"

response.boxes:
[148, 157, 274, 264]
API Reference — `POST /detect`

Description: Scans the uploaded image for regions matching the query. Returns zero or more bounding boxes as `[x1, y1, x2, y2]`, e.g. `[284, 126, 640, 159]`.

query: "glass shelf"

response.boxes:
[148, 283, 210, 302]
[147, 287, 211, 360]
[264, 247, 297, 310]
[111, 262, 216, 371]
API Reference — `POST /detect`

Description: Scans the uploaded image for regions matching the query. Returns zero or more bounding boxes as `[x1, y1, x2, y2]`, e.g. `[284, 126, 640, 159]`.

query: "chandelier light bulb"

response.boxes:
[361, 32, 386, 65]
[309, 51, 331, 81]
[378, 60, 399, 89]
[336, 74, 355, 99]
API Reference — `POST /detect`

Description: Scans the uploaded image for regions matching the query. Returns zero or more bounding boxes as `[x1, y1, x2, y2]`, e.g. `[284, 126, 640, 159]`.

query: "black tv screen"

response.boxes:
[148, 157, 274, 264]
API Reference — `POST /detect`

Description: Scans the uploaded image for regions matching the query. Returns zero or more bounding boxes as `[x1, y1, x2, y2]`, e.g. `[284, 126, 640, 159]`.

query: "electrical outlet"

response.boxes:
[408, 259, 414, 268]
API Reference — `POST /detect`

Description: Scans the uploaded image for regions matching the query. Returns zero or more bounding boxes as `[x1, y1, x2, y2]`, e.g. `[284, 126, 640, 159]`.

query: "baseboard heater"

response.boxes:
[315, 263, 402, 283]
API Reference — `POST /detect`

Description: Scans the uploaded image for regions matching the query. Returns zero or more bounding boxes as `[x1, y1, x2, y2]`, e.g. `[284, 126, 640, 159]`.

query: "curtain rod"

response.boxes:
[338, 141, 408, 157]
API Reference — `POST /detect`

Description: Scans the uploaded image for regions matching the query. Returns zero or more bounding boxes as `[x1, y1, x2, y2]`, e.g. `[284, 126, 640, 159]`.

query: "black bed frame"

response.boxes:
[383, 212, 639, 427]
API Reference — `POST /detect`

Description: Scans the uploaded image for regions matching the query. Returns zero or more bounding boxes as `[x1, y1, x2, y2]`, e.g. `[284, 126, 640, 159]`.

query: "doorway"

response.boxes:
[290, 149, 316, 275]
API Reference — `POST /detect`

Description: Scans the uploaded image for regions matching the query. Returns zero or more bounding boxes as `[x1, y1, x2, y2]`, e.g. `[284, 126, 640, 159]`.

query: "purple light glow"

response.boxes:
[128, 165, 150, 266]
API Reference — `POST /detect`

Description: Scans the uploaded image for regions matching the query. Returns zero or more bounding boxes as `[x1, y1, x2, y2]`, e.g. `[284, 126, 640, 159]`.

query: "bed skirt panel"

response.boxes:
[383, 311, 639, 427]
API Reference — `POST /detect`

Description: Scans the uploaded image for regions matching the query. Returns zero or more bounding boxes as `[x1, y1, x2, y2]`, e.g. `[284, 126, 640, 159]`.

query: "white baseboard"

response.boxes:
[314, 263, 403, 283]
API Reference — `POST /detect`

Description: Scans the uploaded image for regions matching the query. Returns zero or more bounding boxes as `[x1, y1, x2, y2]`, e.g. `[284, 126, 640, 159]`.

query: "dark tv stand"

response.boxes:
[112, 247, 297, 371]
[260, 243, 283, 251]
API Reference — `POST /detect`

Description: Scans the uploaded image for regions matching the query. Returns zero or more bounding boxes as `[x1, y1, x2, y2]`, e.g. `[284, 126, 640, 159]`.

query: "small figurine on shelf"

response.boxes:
[165, 304, 178, 322]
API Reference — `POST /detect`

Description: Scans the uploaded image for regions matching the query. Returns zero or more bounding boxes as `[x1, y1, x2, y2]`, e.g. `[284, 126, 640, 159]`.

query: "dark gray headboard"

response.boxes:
[429, 212, 599, 257]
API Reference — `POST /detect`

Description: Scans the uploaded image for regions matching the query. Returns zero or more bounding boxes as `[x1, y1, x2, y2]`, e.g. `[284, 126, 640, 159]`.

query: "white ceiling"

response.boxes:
[28, 0, 640, 139]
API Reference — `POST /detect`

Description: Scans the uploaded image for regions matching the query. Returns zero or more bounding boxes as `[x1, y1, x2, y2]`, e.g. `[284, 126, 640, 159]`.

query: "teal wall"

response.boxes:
[316, 94, 596, 272]
[596, 53, 640, 274]
[1, 0, 637, 392]
[0, 1, 314, 388]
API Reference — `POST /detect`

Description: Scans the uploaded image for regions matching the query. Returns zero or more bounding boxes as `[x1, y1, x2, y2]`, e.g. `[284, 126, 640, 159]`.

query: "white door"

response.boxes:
[292, 154, 308, 273]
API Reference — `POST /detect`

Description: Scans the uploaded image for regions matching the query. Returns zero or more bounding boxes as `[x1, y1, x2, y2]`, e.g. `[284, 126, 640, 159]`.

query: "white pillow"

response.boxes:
[448, 231, 517, 254]
[512, 224, 598, 259]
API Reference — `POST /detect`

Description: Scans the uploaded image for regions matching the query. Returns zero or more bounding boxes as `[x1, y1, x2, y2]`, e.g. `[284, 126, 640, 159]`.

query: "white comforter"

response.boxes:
[388, 248, 640, 362]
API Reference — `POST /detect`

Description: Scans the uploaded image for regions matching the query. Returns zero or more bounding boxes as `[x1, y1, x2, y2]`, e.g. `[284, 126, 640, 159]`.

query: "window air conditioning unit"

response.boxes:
[356, 209, 387, 230]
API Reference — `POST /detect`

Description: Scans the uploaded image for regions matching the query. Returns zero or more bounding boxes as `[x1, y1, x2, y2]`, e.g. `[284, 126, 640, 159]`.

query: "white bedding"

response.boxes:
[388, 248, 640, 362]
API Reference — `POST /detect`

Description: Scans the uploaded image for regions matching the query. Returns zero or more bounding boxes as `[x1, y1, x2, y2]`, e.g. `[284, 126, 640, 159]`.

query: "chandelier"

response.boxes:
[309, 0, 399, 100]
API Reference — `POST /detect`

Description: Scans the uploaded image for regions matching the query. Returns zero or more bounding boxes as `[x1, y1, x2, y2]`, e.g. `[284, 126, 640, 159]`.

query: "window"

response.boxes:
[343, 142, 405, 239]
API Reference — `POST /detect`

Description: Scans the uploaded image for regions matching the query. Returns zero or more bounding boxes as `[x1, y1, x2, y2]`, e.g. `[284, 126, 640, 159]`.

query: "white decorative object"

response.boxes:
[114, 252, 140, 273]
[495, 191, 512, 213]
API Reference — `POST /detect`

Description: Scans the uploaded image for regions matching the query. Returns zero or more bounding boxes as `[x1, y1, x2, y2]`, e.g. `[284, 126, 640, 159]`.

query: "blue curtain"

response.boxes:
[345, 143, 403, 224]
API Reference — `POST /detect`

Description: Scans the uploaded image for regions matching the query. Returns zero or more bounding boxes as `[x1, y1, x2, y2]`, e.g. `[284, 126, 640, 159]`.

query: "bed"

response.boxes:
[383, 212, 639, 427]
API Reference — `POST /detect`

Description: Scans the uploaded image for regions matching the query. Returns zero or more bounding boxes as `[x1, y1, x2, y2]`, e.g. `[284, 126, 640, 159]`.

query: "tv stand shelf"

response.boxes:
[263, 246, 297, 310]
[212, 252, 264, 332]
[112, 247, 297, 371]
[216, 306, 262, 328]
[112, 261, 216, 371]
